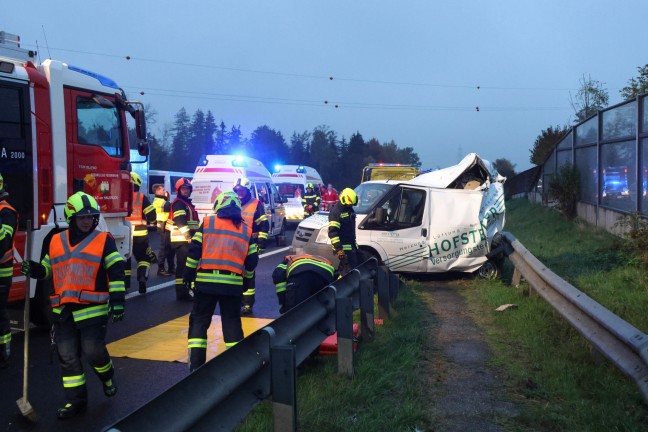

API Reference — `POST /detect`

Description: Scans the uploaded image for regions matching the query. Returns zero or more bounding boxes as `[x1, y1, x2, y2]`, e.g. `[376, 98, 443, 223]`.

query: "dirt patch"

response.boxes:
[421, 279, 519, 431]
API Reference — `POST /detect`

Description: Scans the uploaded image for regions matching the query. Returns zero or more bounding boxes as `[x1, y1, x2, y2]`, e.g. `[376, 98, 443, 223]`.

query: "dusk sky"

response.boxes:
[3, 1, 646, 173]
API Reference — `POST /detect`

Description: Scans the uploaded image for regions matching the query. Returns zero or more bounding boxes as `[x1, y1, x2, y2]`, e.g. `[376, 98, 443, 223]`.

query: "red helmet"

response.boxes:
[175, 177, 192, 193]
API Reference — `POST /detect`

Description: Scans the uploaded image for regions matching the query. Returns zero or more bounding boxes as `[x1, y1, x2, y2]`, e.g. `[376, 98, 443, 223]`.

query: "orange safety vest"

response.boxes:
[198, 215, 249, 275]
[126, 192, 148, 236]
[241, 198, 259, 240]
[0, 201, 17, 265]
[48, 230, 109, 307]
[166, 197, 200, 243]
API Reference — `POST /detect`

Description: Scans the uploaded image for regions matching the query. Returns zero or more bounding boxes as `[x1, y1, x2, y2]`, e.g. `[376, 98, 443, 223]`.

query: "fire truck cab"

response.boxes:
[0, 31, 148, 323]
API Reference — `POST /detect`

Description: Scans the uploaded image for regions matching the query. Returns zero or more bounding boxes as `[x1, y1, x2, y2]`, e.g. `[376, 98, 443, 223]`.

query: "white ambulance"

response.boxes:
[291, 153, 507, 278]
[271, 165, 324, 226]
[191, 155, 287, 245]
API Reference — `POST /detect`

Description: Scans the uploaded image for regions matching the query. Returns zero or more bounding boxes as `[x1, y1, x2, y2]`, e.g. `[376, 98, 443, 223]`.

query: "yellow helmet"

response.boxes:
[339, 188, 358, 206]
[130, 172, 142, 187]
[306, 183, 314, 190]
[214, 191, 242, 213]
[233, 177, 251, 192]
[65, 192, 100, 223]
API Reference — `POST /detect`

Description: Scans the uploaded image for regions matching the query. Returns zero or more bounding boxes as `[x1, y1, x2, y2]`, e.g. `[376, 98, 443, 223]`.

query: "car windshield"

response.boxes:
[354, 183, 394, 214]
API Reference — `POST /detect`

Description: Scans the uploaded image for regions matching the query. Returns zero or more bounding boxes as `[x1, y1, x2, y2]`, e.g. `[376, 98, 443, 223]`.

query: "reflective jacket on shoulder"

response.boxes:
[166, 197, 200, 243]
[49, 230, 109, 307]
[0, 201, 17, 266]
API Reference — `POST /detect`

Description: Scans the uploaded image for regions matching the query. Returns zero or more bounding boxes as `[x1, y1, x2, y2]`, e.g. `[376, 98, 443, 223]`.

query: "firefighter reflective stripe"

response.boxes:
[188, 338, 207, 349]
[286, 255, 335, 278]
[71, 304, 110, 321]
[0, 202, 16, 264]
[225, 341, 238, 348]
[195, 271, 243, 285]
[275, 281, 287, 293]
[248, 243, 258, 254]
[0, 266, 11, 278]
[49, 230, 109, 306]
[94, 360, 113, 374]
[244, 269, 254, 278]
[126, 192, 145, 226]
[0, 332, 10, 344]
[63, 374, 86, 388]
[167, 198, 199, 242]
[104, 251, 123, 269]
[198, 216, 249, 274]
[109, 280, 125, 294]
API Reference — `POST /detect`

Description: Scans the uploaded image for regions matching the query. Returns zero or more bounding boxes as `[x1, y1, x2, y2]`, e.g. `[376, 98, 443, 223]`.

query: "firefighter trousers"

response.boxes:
[173, 242, 190, 299]
[157, 230, 175, 272]
[284, 273, 331, 312]
[241, 250, 259, 308]
[55, 315, 114, 406]
[188, 290, 243, 371]
[0, 278, 11, 363]
[126, 236, 153, 290]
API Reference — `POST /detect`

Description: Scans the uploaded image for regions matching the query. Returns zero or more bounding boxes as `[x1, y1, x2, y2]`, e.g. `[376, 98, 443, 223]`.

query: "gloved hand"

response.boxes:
[109, 304, 124, 323]
[336, 249, 346, 260]
[146, 247, 158, 264]
[21, 260, 43, 278]
[183, 268, 196, 285]
[257, 240, 267, 254]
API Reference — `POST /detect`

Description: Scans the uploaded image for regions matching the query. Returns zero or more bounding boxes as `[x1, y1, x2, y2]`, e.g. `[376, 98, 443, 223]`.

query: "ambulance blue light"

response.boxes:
[232, 155, 248, 167]
[68, 65, 119, 89]
[273, 164, 282, 173]
[296, 166, 306, 173]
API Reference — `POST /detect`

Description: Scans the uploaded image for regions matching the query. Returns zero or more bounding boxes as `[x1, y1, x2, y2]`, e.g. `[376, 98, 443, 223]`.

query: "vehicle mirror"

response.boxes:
[135, 109, 147, 140]
[137, 140, 149, 157]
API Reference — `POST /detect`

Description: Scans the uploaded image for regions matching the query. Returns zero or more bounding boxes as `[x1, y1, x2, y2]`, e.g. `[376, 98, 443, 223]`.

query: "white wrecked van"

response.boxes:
[291, 153, 506, 277]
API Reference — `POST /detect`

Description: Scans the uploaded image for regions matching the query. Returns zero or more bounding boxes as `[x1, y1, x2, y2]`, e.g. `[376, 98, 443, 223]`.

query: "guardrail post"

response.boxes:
[376, 266, 390, 319]
[359, 278, 374, 342]
[389, 272, 400, 302]
[272, 345, 297, 432]
[336, 297, 354, 377]
[512, 267, 522, 287]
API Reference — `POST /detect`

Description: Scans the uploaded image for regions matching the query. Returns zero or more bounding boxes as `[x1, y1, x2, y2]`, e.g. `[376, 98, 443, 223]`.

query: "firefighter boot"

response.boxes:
[57, 402, 87, 419]
[138, 281, 147, 295]
[103, 378, 117, 397]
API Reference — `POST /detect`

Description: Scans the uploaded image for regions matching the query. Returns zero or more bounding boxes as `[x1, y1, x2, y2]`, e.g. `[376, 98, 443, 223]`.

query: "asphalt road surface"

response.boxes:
[0, 229, 294, 432]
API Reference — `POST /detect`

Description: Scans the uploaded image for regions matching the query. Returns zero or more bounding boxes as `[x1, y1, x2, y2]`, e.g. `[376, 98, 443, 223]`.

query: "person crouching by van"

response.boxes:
[20, 192, 125, 419]
[273, 254, 335, 314]
[233, 178, 269, 315]
[167, 178, 200, 301]
[328, 188, 360, 276]
[302, 183, 321, 217]
[125, 172, 157, 294]
[183, 192, 254, 372]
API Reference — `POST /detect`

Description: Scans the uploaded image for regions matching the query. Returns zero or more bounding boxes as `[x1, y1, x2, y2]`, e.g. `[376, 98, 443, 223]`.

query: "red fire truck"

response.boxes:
[0, 31, 148, 324]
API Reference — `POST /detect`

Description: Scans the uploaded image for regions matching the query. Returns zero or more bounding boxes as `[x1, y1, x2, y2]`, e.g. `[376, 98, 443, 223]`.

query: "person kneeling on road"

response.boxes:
[183, 191, 255, 372]
[21, 192, 125, 420]
[273, 254, 335, 314]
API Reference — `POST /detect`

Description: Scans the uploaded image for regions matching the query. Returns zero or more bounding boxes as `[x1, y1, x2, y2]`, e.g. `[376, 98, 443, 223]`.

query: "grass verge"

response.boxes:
[236, 282, 435, 432]
[465, 199, 648, 431]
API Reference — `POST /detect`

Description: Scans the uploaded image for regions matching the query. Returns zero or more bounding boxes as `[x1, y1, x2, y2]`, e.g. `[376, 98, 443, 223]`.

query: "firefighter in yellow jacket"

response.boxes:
[21, 192, 126, 419]
[125, 172, 156, 294]
[183, 191, 255, 372]
[233, 178, 269, 315]
[0, 173, 17, 367]
[273, 254, 335, 314]
[167, 178, 199, 301]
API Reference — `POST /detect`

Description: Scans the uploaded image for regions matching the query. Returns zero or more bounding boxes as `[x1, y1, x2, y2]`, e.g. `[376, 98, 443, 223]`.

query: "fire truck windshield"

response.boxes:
[77, 96, 124, 157]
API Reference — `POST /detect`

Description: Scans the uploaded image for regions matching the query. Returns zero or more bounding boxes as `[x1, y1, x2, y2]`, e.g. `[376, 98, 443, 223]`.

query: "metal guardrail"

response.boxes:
[104, 258, 401, 432]
[502, 231, 648, 402]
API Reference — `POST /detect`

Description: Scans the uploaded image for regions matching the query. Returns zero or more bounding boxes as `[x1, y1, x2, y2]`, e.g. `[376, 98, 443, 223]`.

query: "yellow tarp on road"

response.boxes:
[107, 315, 274, 363]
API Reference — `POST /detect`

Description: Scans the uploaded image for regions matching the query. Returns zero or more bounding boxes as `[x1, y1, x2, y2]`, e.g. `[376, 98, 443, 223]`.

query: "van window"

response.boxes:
[255, 183, 269, 204]
[371, 187, 425, 230]
[277, 183, 301, 198]
[269, 183, 281, 206]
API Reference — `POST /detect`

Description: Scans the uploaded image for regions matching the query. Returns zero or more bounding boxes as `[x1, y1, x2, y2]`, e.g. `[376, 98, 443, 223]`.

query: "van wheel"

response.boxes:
[360, 248, 382, 266]
[477, 259, 500, 280]
[276, 220, 287, 247]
